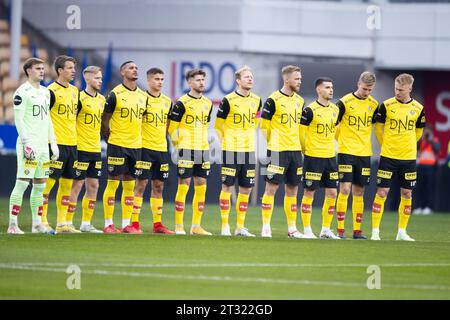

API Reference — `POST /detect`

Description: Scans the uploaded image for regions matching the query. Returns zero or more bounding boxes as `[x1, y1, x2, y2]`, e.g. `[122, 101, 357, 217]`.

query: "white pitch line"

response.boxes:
[3, 262, 450, 268]
[0, 263, 449, 291]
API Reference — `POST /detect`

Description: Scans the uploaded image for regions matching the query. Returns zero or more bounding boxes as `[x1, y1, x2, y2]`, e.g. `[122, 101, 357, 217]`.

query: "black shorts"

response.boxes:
[49, 144, 77, 179]
[137, 148, 170, 181]
[376, 156, 417, 190]
[107, 143, 141, 178]
[177, 149, 210, 179]
[265, 150, 303, 186]
[74, 151, 102, 180]
[338, 153, 371, 186]
[221, 151, 256, 188]
[303, 155, 338, 190]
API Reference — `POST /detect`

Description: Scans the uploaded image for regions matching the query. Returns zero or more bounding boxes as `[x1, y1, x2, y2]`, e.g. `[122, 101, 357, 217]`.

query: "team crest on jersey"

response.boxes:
[204, 105, 209, 110]
[368, 106, 372, 111]
[24, 169, 30, 175]
[409, 110, 416, 116]
[73, 93, 77, 99]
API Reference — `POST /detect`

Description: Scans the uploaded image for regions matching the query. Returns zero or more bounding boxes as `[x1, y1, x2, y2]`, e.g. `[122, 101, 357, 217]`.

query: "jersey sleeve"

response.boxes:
[256, 98, 262, 118]
[168, 100, 186, 122]
[416, 108, 426, 128]
[336, 100, 345, 123]
[104, 92, 117, 113]
[374, 103, 386, 123]
[300, 107, 313, 126]
[261, 98, 276, 120]
[216, 97, 230, 119]
[49, 89, 56, 110]
[207, 102, 213, 123]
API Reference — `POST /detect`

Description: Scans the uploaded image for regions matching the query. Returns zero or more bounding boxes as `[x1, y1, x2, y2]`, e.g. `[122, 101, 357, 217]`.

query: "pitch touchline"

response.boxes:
[3, 262, 450, 268]
[0, 263, 449, 291]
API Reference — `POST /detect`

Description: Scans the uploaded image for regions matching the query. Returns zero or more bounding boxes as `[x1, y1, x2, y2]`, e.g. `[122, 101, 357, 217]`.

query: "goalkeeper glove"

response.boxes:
[23, 144, 35, 160]
[50, 142, 59, 161]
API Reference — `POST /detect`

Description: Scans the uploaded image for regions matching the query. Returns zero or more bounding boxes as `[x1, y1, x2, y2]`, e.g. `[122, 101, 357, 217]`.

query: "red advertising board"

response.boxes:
[424, 72, 450, 161]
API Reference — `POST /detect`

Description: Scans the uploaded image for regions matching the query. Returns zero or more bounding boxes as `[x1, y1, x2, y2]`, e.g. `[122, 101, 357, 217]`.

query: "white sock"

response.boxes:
[191, 224, 199, 228]
[372, 228, 380, 234]
[122, 219, 130, 228]
[304, 226, 313, 234]
[81, 221, 90, 228]
[288, 226, 297, 233]
[105, 219, 113, 227]
[398, 228, 406, 234]
[262, 224, 271, 231]
[32, 219, 41, 228]
[321, 227, 330, 233]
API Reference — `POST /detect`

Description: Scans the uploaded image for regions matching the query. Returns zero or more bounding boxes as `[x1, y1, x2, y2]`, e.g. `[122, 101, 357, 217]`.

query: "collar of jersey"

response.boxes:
[316, 100, 330, 107]
[84, 90, 97, 98]
[352, 92, 366, 100]
[235, 90, 250, 98]
[279, 89, 294, 97]
[55, 81, 69, 88]
[395, 98, 413, 104]
[147, 91, 161, 98]
[187, 93, 203, 100]
[122, 83, 137, 91]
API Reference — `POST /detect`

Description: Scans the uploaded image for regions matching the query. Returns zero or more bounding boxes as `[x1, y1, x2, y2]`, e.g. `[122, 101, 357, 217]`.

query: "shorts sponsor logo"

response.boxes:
[107, 157, 125, 165]
[136, 161, 151, 170]
[135, 169, 143, 176]
[178, 168, 185, 175]
[377, 170, 392, 179]
[107, 197, 115, 206]
[95, 161, 102, 169]
[73, 160, 78, 169]
[108, 165, 114, 172]
[178, 160, 194, 168]
[305, 180, 313, 187]
[160, 164, 169, 172]
[221, 175, 226, 182]
[24, 160, 38, 168]
[239, 202, 248, 211]
[301, 203, 312, 214]
[339, 165, 352, 173]
[339, 173, 344, 179]
[267, 164, 285, 175]
[305, 172, 322, 181]
[49, 169, 54, 175]
[329, 172, 339, 180]
[75, 170, 81, 176]
[404, 172, 416, 180]
[175, 201, 184, 212]
[246, 169, 255, 178]
[221, 167, 236, 176]
[202, 162, 211, 170]
[362, 168, 371, 176]
[220, 200, 230, 210]
[377, 178, 381, 184]
[124, 196, 134, 206]
[50, 160, 63, 169]
[43, 161, 51, 169]
[76, 162, 89, 170]
[297, 167, 303, 175]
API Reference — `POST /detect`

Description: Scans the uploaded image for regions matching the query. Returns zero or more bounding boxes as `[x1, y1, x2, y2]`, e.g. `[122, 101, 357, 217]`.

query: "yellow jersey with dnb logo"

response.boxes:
[142, 92, 172, 152]
[336, 93, 378, 156]
[261, 90, 304, 152]
[301, 100, 340, 158]
[104, 83, 147, 149]
[48, 81, 79, 146]
[169, 93, 213, 151]
[376, 97, 425, 160]
[217, 91, 262, 152]
[77, 90, 105, 153]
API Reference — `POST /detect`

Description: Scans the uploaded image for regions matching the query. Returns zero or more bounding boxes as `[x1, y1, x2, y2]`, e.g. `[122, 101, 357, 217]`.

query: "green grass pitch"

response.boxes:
[0, 197, 449, 299]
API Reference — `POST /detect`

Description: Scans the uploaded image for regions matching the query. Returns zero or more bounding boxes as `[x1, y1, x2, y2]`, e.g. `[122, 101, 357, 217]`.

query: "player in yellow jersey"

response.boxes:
[335, 72, 378, 239]
[101, 61, 147, 234]
[215, 66, 261, 237]
[66, 66, 104, 233]
[42, 55, 79, 234]
[371, 74, 425, 241]
[132, 68, 174, 234]
[300, 78, 340, 240]
[260, 65, 305, 238]
[168, 69, 213, 236]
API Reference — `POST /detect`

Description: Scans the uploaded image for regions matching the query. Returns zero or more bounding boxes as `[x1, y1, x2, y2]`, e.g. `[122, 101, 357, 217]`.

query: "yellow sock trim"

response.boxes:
[151, 197, 163, 224]
[42, 177, 56, 224]
[121, 180, 135, 221]
[219, 191, 232, 227]
[66, 201, 77, 224]
[132, 196, 143, 223]
[175, 184, 189, 226]
[301, 196, 314, 228]
[103, 180, 120, 221]
[236, 193, 250, 230]
[56, 177, 72, 225]
[336, 193, 349, 231]
[322, 197, 336, 228]
[372, 193, 387, 230]
[352, 195, 364, 231]
[192, 184, 207, 225]
[261, 194, 274, 226]
[398, 196, 412, 230]
[81, 197, 95, 223]
[284, 195, 297, 228]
